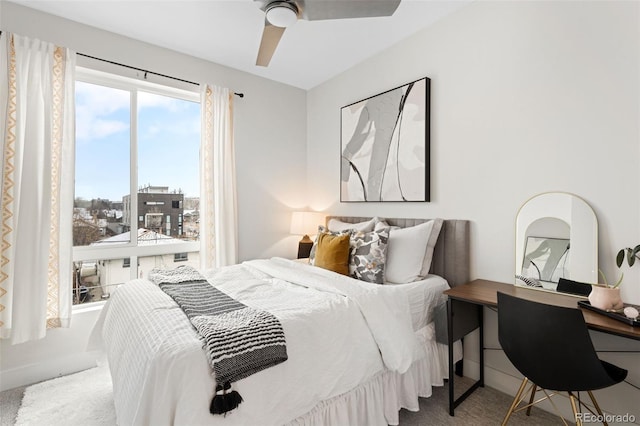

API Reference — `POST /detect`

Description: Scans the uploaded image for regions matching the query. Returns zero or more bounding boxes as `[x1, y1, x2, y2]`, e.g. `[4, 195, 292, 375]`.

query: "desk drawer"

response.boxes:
[435, 299, 482, 344]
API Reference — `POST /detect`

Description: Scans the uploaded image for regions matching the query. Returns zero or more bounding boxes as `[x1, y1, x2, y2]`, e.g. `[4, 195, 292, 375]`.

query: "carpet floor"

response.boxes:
[1, 366, 566, 425]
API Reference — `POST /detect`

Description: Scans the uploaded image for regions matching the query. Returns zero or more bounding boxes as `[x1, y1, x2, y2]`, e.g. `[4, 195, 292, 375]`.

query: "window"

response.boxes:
[145, 213, 163, 229]
[174, 252, 188, 262]
[72, 68, 201, 305]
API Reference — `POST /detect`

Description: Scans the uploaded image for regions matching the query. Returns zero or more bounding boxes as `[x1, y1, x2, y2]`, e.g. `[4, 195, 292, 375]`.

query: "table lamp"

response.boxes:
[290, 211, 324, 259]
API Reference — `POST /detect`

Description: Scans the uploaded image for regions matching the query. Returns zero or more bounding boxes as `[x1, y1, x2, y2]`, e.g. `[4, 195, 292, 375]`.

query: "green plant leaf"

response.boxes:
[616, 249, 625, 268]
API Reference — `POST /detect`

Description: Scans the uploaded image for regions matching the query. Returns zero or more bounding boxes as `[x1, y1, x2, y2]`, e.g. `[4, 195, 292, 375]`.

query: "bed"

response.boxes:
[94, 216, 470, 426]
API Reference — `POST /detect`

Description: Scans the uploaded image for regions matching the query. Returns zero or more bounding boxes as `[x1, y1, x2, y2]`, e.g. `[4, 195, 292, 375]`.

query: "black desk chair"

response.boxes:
[497, 292, 627, 426]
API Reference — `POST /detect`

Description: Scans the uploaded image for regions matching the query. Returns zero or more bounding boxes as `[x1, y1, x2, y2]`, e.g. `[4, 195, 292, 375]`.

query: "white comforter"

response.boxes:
[99, 258, 422, 426]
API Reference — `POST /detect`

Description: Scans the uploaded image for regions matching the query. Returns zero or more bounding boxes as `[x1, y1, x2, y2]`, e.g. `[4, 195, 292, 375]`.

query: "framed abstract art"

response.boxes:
[340, 77, 430, 202]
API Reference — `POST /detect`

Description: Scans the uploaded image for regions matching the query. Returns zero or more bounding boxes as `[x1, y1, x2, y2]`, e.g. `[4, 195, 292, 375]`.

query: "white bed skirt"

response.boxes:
[287, 328, 463, 426]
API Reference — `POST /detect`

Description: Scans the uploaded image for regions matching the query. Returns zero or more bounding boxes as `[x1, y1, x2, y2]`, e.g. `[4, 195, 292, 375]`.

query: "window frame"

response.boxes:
[72, 67, 200, 304]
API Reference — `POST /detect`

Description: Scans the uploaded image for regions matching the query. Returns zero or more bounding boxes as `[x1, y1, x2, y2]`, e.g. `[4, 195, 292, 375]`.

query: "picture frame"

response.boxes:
[521, 236, 571, 287]
[340, 77, 430, 202]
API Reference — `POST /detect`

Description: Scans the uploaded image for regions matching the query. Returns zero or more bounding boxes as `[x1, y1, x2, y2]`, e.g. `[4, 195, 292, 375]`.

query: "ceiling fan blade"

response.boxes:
[256, 20, 287, 67]
[301, 0, 401, 21]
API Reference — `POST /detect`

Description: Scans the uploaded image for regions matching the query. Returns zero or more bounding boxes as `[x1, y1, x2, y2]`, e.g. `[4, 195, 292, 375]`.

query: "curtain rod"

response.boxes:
[78, 53, 244, 98]
[0, 31, 243, 98]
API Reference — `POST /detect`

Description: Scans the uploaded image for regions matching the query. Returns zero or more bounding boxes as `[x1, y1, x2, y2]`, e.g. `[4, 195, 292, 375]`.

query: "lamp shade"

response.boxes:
[290, 211, 324, 236]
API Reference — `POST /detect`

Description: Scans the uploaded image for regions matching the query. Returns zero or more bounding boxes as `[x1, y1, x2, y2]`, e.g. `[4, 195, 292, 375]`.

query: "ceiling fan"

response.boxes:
[254, 0, 401, 67]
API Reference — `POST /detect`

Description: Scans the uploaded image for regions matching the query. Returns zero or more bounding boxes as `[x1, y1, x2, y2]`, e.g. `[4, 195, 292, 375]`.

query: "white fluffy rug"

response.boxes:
[15, 365, 116, 426]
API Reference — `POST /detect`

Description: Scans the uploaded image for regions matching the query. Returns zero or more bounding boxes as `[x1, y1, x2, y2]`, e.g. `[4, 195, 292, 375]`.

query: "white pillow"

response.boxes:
[384, 220, 443, 284]
[374, 219, 390, 231]
[327, 218, 375, 233]
[420, 218, 443, 277]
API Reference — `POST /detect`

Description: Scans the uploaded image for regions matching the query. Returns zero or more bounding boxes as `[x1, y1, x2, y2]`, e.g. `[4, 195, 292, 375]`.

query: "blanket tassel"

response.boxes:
[210, 381, 243, 415]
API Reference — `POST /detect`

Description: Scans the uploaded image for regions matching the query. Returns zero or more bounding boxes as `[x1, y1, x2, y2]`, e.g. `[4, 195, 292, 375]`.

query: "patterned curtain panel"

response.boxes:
[0, 33, 75, 344]
[199, 84, 238, 268]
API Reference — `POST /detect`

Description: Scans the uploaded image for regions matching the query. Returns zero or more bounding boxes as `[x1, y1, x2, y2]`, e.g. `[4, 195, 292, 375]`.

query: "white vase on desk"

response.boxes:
[588, 285, 623, 311]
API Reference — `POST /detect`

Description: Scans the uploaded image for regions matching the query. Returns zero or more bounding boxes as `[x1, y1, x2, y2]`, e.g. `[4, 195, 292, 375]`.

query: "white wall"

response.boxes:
[307, 0, 640, 422]
[0, 2, 308, 390]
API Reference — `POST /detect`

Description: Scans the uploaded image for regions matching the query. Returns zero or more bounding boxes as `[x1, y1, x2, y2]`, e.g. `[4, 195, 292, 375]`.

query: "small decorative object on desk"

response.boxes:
[587, 270, 624, 311]
[588, 284, 623, 311]
[578, 300, 640, 327]
[584, 242, 640, 316]
[587, 239, 639, 310]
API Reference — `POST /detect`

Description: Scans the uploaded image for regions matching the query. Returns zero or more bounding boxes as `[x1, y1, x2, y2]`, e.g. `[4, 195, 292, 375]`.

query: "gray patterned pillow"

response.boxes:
[349, 228, 389, 284]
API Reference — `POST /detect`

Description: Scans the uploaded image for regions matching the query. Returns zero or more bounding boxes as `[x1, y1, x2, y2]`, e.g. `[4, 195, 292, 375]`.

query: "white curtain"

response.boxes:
[200, 84, 238, 268]
[0, 33, 75, 344]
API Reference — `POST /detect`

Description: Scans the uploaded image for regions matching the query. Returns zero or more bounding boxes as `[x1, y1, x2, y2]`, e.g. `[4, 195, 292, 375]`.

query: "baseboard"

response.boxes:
[0, 350, 101, 392]
[462, 357, 480, 380]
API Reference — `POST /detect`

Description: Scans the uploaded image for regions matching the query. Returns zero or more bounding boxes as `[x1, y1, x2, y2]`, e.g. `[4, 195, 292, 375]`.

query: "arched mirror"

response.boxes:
[515, 192, 598, 295]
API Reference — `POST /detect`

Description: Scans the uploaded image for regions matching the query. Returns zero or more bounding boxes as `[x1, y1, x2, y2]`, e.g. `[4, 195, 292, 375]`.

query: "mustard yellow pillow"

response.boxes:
[314, 232, 351, 275]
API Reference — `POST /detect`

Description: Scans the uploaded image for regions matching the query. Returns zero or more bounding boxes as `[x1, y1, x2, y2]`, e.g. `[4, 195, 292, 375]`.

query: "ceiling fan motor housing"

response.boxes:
[265, 1, 299, 28]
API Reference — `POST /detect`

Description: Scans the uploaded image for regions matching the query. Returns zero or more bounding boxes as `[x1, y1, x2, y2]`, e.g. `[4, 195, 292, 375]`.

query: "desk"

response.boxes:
[443, 279, 640, 416]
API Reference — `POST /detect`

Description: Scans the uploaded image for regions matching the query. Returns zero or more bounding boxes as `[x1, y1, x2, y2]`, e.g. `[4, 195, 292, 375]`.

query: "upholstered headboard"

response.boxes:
[325, 216, 470, 288]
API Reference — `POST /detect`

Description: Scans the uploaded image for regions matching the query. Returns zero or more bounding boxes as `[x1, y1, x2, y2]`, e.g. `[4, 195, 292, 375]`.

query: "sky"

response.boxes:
[75, 81, 200, 203]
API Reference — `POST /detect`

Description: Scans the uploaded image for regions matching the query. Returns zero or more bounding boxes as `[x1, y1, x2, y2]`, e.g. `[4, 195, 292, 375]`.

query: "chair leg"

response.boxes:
[502, 377, 529, 426]
[587, 391, 608, 426]
[569, 392, 582, 426]
[526, 384, 537, 416]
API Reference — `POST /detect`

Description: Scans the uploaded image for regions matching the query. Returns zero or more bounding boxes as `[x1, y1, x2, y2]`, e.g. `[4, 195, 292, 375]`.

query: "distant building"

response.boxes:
[86, 228, 200, 300]
[72, 208, 119, 246]
[122, 185, 185, 237]
[184, 197, 199, 211]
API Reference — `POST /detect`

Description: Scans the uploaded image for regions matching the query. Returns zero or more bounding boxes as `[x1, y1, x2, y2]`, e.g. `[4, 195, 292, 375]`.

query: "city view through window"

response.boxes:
[73, 76, 201, 305]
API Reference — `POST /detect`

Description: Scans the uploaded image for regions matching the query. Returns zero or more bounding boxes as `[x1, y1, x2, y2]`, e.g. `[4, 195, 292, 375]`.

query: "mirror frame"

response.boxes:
[515, 192, 598, 294]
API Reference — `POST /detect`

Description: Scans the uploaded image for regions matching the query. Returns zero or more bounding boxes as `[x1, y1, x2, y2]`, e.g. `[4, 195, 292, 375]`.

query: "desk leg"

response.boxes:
[455, 356, 464, 377]
[479, 305, 484, 387]
[447, 298, 455, 416]
[447, 299, 483, 416]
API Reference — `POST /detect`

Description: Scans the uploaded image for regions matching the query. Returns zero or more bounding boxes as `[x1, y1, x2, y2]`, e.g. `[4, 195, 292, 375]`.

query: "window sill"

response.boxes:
[72, 300, 106, 315]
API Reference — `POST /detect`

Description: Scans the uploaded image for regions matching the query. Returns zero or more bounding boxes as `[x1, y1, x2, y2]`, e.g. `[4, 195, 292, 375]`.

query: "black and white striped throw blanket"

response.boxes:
[149, 265, 288, 415]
